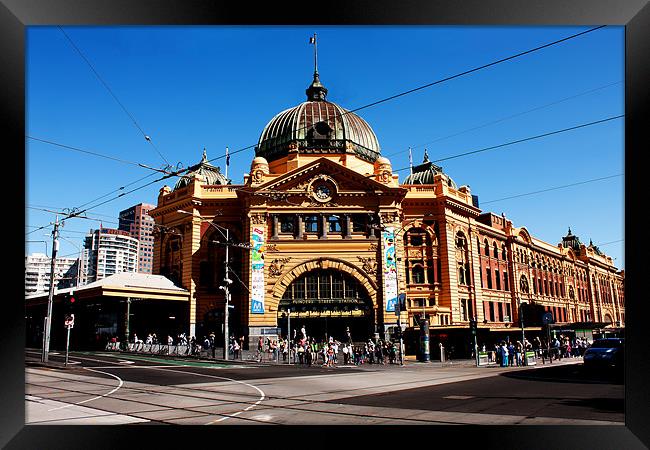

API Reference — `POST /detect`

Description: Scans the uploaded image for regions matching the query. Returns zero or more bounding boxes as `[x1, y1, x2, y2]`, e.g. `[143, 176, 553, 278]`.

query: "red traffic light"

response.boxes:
[70, 297, 75, 303]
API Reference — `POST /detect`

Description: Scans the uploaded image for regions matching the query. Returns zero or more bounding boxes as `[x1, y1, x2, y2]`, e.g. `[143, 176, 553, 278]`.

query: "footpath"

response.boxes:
[26, 346, 582, 371]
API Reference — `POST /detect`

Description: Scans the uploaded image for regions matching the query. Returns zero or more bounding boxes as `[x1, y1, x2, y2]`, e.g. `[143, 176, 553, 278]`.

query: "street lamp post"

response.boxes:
[518, 296, 526, 366]
[222, 226, 231, 360]
[177, 210, 250, 361]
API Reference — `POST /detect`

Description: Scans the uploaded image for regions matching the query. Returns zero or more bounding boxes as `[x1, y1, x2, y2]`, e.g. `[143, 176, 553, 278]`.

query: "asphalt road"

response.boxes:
[24, 349, 624, 425]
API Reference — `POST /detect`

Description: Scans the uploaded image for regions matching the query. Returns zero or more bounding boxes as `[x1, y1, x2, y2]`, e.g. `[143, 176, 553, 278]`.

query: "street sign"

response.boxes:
[64, 314, 74, 329]
[396, 293, 406, 316]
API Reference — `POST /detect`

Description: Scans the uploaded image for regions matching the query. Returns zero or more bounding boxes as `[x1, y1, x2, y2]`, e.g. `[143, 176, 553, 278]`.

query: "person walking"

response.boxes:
[500, 341, 509, 367]
[508, 341, 515, 367]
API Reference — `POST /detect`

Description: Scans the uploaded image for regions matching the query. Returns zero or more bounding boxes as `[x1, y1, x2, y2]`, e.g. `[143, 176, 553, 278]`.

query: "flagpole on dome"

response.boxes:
[225, 146, 230, 181]
[310, 33, 318, 76]
[409, 147, 413, 174]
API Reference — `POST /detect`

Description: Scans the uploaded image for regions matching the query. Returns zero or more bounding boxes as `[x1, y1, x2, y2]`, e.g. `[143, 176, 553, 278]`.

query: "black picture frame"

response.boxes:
[4, 1, 648, 448]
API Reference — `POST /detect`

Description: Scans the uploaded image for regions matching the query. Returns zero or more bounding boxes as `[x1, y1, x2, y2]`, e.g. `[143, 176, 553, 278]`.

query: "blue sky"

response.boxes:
[26, 26, 624, 268]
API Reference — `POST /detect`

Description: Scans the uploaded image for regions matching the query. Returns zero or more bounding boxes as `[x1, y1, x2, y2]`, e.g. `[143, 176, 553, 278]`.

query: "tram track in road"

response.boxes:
[26, 359, 497, 425]
[27, 349, 505, 409]
[29, 350, 606, 425]
[26, 370, 466, 426]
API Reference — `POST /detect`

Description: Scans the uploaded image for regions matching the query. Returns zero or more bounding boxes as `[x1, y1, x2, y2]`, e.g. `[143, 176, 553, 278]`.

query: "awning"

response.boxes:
[25, 272, 189, 305]
[549, 322, 610, 331]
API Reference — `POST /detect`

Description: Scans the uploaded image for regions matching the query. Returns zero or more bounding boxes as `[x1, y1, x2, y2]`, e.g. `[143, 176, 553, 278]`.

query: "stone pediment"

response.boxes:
[250, 158, 404, 199]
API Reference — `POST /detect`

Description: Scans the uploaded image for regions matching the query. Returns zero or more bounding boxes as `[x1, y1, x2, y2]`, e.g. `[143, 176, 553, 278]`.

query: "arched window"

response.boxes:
[279, 270, 369, 315]
[404, 227, 439, 287]
[412, 265, 425, 284]
[501, 244, 507, 260]
[456, 232, 471, 286]
[484, 239, 490, 256]
[493, 242, 499, 259]
[163, 234, 183, 287]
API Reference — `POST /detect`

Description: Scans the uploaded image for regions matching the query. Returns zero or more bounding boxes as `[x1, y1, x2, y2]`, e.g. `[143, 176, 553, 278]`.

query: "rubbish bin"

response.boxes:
[419, 320, 430, 362]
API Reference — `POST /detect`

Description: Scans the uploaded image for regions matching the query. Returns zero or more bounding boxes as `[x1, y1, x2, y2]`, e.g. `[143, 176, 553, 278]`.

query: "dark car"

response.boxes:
[583, 338, 624, 371]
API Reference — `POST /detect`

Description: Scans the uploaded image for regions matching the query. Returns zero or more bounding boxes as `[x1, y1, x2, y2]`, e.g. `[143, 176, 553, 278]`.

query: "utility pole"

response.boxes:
[222, 227, 231, 360]
[519, 297, 527, 366]
[42, 215, 61, 363]
[287, 308, 291, 365]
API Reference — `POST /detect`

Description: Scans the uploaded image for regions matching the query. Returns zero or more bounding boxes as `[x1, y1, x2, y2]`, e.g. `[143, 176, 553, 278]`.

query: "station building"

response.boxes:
[149, 70, 625, 354]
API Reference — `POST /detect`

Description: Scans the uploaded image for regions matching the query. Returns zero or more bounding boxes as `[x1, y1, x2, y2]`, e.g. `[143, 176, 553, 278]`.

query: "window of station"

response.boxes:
[304, 215, 319, 233]
[279, 216, 295, 234]
[281, 270, 362, 303]
[328, 215, 342, 233]
[351, 214, 368, 233]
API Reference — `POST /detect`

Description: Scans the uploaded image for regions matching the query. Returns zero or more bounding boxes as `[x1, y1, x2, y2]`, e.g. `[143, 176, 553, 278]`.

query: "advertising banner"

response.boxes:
[250, 226, 265, 313]
[382, 227, 398, 312]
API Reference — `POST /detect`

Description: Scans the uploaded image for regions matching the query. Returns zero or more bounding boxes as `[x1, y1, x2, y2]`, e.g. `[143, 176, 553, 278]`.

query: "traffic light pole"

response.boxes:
[223, 227, 230, 361]
[42, 215, 60, 363]
[65, 325, 71, 367]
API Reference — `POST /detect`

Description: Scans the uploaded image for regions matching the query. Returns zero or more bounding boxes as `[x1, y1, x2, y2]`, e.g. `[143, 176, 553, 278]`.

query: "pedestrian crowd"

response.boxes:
[482, 334, 592, 367]
[257, 325, 402, 367]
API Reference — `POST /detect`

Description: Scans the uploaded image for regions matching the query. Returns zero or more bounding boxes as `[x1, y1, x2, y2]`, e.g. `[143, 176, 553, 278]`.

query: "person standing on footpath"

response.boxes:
[500, 341, 509, 367]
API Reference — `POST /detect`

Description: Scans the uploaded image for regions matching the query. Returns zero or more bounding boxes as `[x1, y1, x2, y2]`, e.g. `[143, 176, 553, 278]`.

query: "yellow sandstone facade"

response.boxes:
[149, 72, 624, 351]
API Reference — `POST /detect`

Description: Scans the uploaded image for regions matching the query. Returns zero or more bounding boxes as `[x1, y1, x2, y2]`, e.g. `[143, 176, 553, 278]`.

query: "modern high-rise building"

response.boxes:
[118, 203, 156, 274]
[80, 228, 139, 284]
[25, 253, 79, 295]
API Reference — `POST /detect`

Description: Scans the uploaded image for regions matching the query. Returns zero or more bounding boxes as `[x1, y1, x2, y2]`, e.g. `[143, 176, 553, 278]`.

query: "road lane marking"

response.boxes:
[47, 368, 124, 411]
[133, 366, 265, 424]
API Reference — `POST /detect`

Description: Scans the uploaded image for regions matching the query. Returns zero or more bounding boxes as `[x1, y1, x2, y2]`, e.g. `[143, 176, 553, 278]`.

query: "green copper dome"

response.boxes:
[256, 74, 381, 163]
[174, 149, 229, 190]
[402, 150, 457, 188]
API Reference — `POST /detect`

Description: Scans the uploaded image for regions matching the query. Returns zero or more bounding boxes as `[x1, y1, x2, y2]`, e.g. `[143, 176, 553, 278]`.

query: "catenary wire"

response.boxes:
[390, 114, 624, 174]
[30, 26, 611, 213]
[28, 27, 613, 245]
[385, 79, 623, 158]
[480, 174, 623, 205]
[203, 25, 607, 166]
[58, 26, 171, 167]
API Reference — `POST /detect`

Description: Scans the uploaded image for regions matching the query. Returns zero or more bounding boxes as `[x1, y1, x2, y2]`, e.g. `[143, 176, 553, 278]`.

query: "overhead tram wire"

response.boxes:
[480, 174, 623, 205]
[40, 27, 609, 187]
[27, 136, 147, 168]
[28, 163, 194, 235]
[226, 114, 624, 201]
[58, 26, 171, 167]
[30, 27, 611, 234]
[388, 114, 624, 175]
[385, 79, 623, 159]
[27, 136, 192, 181]
[202, 26, 607, 168]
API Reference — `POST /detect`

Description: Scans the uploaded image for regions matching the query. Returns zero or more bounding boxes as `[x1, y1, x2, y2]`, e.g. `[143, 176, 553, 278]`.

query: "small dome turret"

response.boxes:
[174, 149, 228, 190]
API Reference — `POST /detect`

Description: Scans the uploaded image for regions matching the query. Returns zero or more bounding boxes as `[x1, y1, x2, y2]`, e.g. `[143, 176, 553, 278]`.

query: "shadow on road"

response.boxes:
[500, 362, 624, 385]
[560, 397, 624, 414]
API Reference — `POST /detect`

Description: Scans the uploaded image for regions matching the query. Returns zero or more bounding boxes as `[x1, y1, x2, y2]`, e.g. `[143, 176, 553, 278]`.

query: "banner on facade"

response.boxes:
[382, 227, 398, 312]
[250, 226, 265, 314]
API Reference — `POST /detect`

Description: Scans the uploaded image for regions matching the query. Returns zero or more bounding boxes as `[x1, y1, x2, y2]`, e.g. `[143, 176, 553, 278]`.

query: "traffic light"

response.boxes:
[469, 319, 478, 336]
[64, 292, 76, 314]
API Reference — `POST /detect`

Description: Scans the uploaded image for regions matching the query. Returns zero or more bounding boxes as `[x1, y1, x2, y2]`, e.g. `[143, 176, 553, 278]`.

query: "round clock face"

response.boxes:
[315, 184, 331, 200]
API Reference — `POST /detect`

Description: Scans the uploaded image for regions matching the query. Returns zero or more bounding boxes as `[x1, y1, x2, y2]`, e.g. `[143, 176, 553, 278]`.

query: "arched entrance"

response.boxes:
[277, 269, 374, 343]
